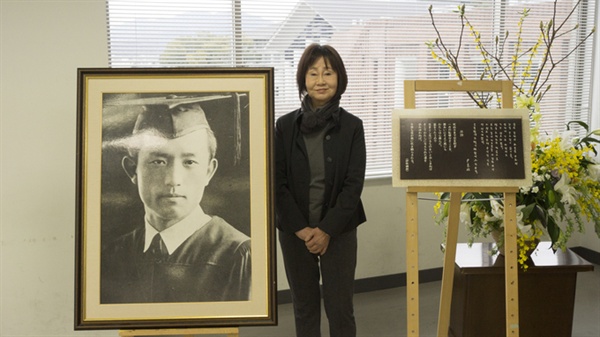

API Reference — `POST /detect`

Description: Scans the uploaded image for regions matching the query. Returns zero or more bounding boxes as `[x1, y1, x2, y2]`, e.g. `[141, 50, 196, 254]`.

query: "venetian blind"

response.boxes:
[107, 0, 596, 179]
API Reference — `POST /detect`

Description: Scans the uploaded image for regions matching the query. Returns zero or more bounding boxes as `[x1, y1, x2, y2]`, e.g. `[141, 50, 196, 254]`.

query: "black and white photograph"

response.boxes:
[74, 68, 276, 330]
[100, 92, 252, 304]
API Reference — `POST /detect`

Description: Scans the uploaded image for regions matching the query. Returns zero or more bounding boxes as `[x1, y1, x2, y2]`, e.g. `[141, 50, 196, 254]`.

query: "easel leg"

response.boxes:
[436, 192, 461, 337]
[406, 192, 420, 337]
[503, 192, 520, 337]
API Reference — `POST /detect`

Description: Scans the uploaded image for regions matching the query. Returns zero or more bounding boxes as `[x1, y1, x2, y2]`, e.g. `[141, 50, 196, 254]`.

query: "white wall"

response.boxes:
[0, 1, 596, 336]
[1, 1, 112, 336]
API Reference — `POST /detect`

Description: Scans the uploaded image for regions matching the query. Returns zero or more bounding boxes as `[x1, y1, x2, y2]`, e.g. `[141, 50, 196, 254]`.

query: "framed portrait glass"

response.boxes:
[75, 68, 276, 330]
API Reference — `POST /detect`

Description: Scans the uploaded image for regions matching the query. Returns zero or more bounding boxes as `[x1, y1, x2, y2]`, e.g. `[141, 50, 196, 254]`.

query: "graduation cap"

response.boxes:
[132, 101, 212, 139]
[107, 94, 233, 110]
[107, 93, 245, 164]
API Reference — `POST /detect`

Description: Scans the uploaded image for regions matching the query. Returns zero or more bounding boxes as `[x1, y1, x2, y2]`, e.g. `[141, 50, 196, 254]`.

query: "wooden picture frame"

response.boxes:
[75, 68, 276, 330]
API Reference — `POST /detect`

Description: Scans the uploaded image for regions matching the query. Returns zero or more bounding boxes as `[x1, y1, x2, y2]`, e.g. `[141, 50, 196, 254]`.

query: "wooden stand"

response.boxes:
[449, 242, 594, 337]
[402, 80, 520, 337]
[119, 327, 239, 337]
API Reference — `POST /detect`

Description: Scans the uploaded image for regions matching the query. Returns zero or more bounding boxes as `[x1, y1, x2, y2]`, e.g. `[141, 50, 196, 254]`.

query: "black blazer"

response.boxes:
[275, 107, 367, 237]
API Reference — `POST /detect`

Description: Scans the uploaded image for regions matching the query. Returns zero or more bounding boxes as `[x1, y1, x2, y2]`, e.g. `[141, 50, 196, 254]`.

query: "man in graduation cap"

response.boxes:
[101, 100, 251, 303]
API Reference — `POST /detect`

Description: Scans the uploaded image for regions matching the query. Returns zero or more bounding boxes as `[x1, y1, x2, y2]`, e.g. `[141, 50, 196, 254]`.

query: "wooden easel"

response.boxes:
[402, 80, 521, 337]
[119, 327, 239, 337]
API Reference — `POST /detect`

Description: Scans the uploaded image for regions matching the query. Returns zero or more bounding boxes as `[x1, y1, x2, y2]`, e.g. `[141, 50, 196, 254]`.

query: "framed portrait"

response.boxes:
[75, 68, 276, 330]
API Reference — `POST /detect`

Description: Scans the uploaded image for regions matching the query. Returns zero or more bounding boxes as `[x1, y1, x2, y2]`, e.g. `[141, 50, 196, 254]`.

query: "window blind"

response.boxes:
[107, 0, 596, 179]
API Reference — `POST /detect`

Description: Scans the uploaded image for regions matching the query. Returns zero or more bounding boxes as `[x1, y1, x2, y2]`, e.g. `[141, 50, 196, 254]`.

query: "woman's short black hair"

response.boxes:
[296, 43, 348, 101]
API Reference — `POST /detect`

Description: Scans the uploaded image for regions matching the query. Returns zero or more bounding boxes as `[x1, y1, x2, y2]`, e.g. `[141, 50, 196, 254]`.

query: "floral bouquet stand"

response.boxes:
[394, 80, 530, 337]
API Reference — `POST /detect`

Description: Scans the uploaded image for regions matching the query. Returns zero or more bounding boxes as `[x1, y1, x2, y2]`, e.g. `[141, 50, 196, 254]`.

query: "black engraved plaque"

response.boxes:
[399, 118, 526, 180]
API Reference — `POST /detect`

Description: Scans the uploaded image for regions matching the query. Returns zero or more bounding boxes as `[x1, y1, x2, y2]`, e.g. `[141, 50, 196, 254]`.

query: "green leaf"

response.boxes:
[534, 204, 547, 228]
[521, 203, 535, 219]
[546, 216, 561, 247]
[567, 120, 590, 132]
[442, 200, 450, 218]
[547, 189, 557, 207]
[581, 136, 600, 144]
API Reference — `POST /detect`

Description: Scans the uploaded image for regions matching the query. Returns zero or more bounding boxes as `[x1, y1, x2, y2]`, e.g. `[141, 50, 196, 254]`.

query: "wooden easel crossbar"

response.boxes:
[119, 327, 239, 337]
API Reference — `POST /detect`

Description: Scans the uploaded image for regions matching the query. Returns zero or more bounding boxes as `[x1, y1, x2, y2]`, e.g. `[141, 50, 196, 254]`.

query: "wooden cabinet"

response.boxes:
[449, 242, 593, 337]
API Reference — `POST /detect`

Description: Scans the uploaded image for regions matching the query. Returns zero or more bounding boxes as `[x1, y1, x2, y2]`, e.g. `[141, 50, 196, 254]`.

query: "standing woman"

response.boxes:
[275, 43, 367, 337]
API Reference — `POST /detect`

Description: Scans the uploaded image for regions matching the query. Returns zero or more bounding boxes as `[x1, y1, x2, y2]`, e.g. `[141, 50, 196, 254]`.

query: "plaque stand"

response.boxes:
[118, 327, 239, 337]
[402, 80, 520, 337]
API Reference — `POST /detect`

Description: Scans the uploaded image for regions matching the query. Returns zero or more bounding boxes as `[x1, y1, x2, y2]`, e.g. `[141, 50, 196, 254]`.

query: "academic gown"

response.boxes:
[101, 216, 251, 303]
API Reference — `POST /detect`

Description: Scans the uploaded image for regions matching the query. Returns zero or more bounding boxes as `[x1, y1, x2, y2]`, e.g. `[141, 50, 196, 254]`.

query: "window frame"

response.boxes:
[106, 0, 598, 178]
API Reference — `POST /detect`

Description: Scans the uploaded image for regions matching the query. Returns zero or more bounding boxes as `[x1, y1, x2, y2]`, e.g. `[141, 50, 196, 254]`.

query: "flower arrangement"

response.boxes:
[426, 1, 599, 269]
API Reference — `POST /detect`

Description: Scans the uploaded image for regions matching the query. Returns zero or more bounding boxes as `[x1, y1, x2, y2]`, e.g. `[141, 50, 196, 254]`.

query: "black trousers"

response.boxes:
[279, 228, 358, 337]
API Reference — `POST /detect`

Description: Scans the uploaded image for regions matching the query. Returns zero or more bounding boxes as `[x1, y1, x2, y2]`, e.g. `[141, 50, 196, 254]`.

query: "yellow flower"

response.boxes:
[428, 3, 600, 271]
[516, 94, 540, 112]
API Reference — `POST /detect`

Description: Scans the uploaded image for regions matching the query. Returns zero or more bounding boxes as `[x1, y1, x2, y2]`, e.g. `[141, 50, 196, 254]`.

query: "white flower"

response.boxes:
[459, 203, 472, 227]
[587, 164, 600, 181]
[517, 223, 534, 237]
[515, 205, 525, 224]
[560, 130, 577, 150]
[515, 206, 536, 237]
[554, 173, 577, 205]
[515, 205, 530, 234]
[531, 186, 539, 193]
[490, 197, 504, 219]
[483, 214, 497, 223]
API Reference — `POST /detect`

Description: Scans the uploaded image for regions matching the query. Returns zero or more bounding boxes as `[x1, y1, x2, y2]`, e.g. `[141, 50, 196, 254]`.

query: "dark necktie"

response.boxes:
[148, 233, 168, 262]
